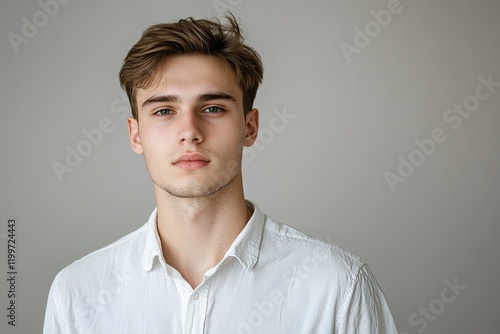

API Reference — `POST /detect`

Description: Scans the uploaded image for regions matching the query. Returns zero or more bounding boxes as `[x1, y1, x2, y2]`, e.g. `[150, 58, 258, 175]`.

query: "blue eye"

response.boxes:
[203, 106, 222, 113]
[155, 109, 172, 116]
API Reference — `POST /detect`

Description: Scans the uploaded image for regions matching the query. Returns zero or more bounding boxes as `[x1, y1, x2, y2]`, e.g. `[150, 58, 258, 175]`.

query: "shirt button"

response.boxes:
[193, 293, 200, 300]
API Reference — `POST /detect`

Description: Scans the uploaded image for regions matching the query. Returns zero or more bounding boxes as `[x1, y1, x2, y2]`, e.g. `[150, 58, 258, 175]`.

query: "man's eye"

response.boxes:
[203, 106, 222, 113]
[154, 109, 172, 116]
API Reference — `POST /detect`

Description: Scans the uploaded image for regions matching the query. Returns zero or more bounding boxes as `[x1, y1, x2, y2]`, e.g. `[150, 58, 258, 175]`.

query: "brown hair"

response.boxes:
[119, 14, 263, 119]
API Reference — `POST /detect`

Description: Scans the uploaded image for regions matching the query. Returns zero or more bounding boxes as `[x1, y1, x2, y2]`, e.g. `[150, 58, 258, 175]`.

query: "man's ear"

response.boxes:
[244, 108, 259, 147]
[128, 117, 143, 154]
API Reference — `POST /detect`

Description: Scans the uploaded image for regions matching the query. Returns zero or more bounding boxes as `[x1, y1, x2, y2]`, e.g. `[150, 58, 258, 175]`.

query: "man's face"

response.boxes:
[128, 54, 258, 198]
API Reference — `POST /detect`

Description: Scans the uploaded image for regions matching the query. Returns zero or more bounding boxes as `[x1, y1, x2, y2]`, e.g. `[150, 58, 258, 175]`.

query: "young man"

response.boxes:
[44, 15, 398, 333]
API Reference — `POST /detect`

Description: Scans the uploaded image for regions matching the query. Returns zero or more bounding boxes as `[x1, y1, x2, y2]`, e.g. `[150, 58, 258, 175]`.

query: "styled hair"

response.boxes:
[119, 14, 263, 119]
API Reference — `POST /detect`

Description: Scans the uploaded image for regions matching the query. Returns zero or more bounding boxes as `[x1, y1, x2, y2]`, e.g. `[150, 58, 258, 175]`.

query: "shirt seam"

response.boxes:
[333, 262, 365, 333]
[263, 222, 360, 262]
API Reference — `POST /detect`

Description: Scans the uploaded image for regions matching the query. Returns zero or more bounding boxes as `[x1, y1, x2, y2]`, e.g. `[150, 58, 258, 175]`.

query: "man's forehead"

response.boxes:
[149, 54, 236, 83]
[136, 55, 242, 105]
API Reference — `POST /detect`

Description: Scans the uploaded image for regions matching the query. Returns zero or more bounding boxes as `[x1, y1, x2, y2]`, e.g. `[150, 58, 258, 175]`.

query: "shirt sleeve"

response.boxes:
[336, 264, 399, 334]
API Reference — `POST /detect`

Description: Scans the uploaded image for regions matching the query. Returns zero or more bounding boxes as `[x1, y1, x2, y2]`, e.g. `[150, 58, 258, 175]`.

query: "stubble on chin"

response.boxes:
[157, 156, 242, 199]
[146, 144, 244, 199]
[159, 173, 237, 199]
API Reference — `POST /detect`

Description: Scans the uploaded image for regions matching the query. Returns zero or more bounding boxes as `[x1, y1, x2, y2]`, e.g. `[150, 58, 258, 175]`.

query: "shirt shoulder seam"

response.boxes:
[334, 262, 367, 332]
[263, 220, 364, 263]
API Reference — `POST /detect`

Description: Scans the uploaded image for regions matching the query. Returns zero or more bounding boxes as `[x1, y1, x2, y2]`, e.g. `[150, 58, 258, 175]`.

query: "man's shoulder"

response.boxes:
[261, 215, 365, 274]
[53, 223, 148, 287]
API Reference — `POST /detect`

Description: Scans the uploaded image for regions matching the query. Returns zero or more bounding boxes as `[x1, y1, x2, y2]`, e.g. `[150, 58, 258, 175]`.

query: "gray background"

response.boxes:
[1, 0, 499, 333]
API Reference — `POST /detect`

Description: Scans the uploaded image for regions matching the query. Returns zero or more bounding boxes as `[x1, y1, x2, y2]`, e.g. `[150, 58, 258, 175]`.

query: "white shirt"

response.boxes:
[43, 202, 398, 334]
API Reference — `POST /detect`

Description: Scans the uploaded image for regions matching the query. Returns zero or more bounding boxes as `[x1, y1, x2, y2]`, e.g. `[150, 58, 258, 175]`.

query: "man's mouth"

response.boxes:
[173, 152, 210, 169]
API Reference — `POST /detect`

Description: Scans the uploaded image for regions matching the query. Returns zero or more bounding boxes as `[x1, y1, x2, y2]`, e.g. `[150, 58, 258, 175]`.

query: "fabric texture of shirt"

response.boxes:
[43, 201, 398, 334]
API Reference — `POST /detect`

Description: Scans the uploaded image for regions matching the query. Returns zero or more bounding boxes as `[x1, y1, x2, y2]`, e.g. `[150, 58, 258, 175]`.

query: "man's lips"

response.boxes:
[173, 152, 210, 169]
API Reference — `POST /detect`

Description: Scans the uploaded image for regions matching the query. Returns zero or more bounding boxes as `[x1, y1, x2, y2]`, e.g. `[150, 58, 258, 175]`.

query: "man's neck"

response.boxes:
[154, 179, 251, 289]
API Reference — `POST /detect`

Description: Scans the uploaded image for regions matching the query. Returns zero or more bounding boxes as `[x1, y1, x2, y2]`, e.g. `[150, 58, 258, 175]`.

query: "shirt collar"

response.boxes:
[141, 207, 162, 272]
[141, 200, 265, 272]
[224, 200, 264, 271]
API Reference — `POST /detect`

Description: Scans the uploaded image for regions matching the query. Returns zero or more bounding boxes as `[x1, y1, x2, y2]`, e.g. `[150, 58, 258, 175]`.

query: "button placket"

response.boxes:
[184, 280, 212, 334]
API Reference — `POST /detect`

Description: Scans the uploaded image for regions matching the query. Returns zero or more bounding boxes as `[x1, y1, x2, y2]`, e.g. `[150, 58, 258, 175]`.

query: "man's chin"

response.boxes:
[158, 175, 237, 199]
[161, 183, 226, 199]
[165, 188, 219, 199]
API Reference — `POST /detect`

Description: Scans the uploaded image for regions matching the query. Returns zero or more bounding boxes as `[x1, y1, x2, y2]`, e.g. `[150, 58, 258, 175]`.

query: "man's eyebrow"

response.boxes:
[141, 95, 180, 110]
[196, 92, 237, 103]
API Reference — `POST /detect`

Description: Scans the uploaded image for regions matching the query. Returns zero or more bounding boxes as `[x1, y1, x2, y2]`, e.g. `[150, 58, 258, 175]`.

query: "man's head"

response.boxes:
[121, 15, 262, 200]
[119, 14, 263, 119]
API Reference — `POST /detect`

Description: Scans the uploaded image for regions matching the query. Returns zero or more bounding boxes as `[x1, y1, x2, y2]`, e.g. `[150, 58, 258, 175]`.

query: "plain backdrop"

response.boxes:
[1, 0, 499, 333]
